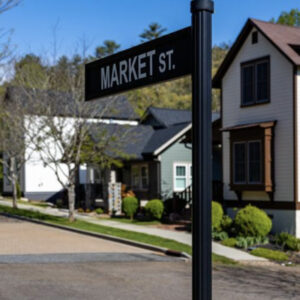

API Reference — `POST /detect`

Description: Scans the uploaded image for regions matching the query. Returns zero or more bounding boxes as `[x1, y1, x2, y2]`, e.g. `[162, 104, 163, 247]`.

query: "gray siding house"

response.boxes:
[87, 106, 221, 211]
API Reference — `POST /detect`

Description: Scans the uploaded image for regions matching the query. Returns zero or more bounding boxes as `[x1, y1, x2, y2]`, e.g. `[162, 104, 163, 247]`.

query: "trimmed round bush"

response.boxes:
[221, 215, 233, 232]
[122, 197, 139, 220]
[95, 208, 103, 215]
[212, 201, 224, 232]
[145, 199, 164, 220]
[234, 205, 272, 238]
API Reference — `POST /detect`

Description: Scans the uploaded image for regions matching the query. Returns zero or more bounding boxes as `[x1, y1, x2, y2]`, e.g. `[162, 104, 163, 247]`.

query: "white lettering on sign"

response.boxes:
[147, 50, 156, 76]
[101, 66, 111, 90]
[100, 48, 176, 91]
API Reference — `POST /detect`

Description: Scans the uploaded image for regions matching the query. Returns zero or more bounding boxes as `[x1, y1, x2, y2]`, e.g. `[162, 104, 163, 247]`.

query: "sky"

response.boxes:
[0, 0, 298, 60]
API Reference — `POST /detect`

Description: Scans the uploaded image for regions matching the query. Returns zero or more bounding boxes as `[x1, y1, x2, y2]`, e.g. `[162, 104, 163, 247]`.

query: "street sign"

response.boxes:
[85, 27, 192, 101]
[85, 1, 213, 299]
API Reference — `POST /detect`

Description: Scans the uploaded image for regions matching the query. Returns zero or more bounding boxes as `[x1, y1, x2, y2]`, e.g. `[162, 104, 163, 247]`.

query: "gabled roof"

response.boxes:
[142, 106, 192, 128]
[213, 18, 300, 88]
[89, 124, 154, 160]
[143, 122, 192, 155]
[89, 122, 192, 159]
[5, 86, 139, 120]
[142, 106, 220, 128]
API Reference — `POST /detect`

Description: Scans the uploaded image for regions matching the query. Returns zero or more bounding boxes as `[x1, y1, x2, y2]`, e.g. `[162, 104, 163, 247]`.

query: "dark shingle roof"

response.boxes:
[143, 107, 220, 128]
[143, 123, 191, 155]
[89, 124, 154, 160]
[5, 86, 139, 120]
[143, 107, 191, 128]
[89, 122, 191, 159]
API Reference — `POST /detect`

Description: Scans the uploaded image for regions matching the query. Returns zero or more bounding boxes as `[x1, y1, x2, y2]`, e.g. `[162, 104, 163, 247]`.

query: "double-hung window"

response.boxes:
[131, 164, 149, 190]
[174, 163, 192, 192]
[241, 57, 270, 106]
[233, 140, 262, 185]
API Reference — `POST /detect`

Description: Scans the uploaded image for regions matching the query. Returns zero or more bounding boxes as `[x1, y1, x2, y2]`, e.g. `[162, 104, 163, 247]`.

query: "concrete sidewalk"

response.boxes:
[0, 199, 267, 262]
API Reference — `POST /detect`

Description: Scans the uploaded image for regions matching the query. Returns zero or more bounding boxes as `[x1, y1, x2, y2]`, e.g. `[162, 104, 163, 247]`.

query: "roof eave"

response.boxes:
[151, 123, 192, 156]
[212, 18, 299, 89]
[212, 18, 253, 89]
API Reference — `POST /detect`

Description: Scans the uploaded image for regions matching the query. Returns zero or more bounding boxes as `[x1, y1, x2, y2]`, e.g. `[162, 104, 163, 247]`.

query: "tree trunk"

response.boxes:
[10, 158, 18, 209]
[68, 184, 76, 222]
[12, 175, 18, 209]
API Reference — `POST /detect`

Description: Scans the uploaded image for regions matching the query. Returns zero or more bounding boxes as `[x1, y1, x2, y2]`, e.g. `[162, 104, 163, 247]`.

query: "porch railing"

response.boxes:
[173, 180, 223, 204]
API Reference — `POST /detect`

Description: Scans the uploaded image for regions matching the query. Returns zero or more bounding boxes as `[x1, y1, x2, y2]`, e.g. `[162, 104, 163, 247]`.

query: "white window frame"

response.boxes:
[173, 162, 192, 192]
[131, 164, 149, 191]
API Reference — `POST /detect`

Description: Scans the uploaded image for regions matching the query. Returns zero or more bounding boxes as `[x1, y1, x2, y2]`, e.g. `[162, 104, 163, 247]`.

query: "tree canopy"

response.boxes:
[271, 9, 300, 27]
[95, 40, 120, 59]
[140, 23, 167, 42]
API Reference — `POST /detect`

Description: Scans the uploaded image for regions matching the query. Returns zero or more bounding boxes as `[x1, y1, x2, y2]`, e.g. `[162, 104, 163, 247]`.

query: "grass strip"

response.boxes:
[251, 247, 289, 262]
[102, 217, 161, 226]
[0, 204, 236, 265]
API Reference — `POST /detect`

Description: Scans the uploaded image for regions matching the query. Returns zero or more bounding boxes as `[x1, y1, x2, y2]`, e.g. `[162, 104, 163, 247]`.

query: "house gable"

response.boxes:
[220, 20, 295, 205]
[213, 18, 300, 88]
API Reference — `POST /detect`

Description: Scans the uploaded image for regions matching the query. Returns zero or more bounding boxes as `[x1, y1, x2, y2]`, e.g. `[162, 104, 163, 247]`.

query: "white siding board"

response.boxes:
[297, 69, 300, 203]
[222, 29, 294, 202]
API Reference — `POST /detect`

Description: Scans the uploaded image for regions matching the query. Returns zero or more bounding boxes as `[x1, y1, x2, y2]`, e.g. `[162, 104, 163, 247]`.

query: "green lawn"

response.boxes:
[0, 205, 236, 265]
[251, 247, 289, 262]
[18, 200, 51, 208]
[102, 217, 161, 226]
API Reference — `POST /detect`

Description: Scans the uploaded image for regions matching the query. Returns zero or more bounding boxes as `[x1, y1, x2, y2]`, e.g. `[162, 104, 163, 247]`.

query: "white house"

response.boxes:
[3, 87, 139, 202]
[213, 19, 300, 237]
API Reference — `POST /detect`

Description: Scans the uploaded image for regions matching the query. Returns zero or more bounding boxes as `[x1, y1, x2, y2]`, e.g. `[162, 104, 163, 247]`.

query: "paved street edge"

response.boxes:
[1, 213, 192, 260]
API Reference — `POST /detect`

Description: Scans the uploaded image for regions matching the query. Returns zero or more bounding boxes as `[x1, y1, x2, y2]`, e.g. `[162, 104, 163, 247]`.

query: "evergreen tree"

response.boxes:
[95, 40, 120, 58]
[140, 23, 167, 42]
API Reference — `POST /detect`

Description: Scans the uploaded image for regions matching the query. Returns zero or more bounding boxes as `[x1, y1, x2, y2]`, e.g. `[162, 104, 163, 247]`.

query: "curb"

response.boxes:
[1, 212, 191, 260]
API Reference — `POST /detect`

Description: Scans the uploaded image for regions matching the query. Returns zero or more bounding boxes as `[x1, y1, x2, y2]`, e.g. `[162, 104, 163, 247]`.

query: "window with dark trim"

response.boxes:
[252, 31, 258, 44]
[131, 164, 149, 190]
[228, 122, 276, 201]
[233, 140, 262, 185]
[241, 57, 270, 106]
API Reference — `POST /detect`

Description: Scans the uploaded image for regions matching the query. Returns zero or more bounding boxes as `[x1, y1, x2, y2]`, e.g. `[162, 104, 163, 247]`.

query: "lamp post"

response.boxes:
[191, 0, 214, 299]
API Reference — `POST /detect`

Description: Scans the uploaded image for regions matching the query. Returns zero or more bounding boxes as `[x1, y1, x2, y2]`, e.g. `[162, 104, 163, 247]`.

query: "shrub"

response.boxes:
[235, 236, 269, 249]
[275, 232, 300, 251]
[212, 201, 223, 232]
[251, 248, 289, 262]
[234, 205, 272, 238]
[95, 208, 103, 215]
[221, 238, 237, 248]
[122, 197, 139, 220]
[212, 231, 228, 241]
[221, 215, 233, 232]
[145, 199, 164, 220]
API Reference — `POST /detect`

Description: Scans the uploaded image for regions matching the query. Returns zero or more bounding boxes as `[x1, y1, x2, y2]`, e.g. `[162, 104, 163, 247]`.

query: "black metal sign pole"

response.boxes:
[191, 0, 214, 300]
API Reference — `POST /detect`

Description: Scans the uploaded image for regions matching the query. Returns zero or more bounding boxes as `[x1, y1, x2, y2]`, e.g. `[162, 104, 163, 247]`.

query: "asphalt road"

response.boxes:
[1, 215, 300, 300]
